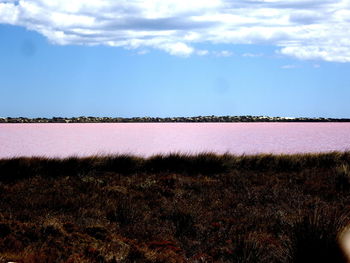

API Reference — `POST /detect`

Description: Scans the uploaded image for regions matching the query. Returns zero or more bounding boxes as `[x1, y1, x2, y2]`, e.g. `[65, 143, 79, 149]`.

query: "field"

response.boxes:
[1, 152, 350, 262]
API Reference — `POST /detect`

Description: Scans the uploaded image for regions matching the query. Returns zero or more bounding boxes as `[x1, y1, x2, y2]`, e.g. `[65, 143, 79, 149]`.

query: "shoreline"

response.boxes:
[1, 115, 350, 123]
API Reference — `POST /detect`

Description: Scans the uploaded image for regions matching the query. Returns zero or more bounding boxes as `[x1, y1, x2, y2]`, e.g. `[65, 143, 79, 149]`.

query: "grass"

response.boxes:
[1, 152, 350, 262]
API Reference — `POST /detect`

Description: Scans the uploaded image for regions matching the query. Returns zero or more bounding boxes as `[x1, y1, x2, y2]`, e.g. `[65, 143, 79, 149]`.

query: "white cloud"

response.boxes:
[280, 45, 350, 62]
[281, 64, 299, 69]
[0, 2, 19, 24]
[214, 50, 234, 57]
[196, 50, 209, 56]
[0, 0, 350, 62]
[242, 53, 264, 57]
[136, 49, 149, 55]
[158, 42, 194, 56]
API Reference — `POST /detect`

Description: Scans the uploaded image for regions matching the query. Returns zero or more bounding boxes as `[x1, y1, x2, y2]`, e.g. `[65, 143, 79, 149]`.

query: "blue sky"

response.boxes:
[1, 0, 350, 118]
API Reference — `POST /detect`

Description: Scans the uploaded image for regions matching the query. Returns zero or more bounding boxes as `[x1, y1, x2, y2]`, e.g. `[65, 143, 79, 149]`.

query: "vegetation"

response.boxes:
[2, 115, 350, 123]
[1, 152, 350, 262]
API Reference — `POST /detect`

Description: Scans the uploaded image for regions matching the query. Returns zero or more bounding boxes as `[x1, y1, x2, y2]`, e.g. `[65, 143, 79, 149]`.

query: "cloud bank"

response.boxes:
[1, 0, 350, 62]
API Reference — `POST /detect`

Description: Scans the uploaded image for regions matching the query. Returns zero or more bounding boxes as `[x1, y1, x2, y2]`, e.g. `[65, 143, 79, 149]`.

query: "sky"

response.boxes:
[1, 0, 350, 118]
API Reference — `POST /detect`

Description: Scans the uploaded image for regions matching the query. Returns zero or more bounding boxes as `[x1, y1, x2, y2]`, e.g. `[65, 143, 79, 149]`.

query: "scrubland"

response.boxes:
[1, 152, 350, 262]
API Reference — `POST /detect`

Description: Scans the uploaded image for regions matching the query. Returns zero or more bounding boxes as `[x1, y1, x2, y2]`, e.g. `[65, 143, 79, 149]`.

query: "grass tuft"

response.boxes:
[288, 208, 349, 263]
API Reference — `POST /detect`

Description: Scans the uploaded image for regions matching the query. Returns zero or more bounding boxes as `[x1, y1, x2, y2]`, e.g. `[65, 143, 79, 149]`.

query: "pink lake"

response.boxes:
[1, 123, 350, 158]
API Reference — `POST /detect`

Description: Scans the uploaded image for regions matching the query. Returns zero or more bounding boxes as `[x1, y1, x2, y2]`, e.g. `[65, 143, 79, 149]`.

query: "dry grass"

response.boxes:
[1, 152, 350, 262]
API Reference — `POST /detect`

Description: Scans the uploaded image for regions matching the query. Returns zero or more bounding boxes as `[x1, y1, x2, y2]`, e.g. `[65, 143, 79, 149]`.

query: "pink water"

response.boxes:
[1, 123, 350, 158]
